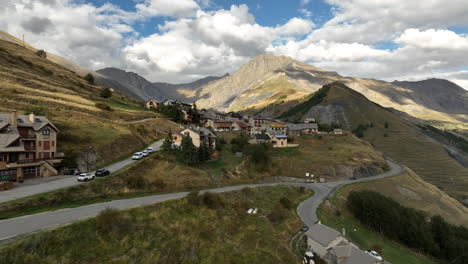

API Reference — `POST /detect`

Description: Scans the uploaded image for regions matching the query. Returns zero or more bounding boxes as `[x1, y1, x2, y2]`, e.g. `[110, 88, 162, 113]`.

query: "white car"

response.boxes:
[142, 150, 149, 157]
[77, 173, 94, 182]
[132, 152, 143, 160]
[366, 250, 383, 261]
[146, 147, 154, 153]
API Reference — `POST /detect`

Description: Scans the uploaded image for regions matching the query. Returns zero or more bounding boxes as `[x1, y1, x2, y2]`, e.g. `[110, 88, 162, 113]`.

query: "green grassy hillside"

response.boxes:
[0, 39, 178, 167]
[0, 186, 312, 263]
[277, 82, 468, 203]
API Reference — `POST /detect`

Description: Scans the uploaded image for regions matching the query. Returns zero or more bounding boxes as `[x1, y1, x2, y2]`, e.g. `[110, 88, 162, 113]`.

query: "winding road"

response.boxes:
[0, 159, 404, 244]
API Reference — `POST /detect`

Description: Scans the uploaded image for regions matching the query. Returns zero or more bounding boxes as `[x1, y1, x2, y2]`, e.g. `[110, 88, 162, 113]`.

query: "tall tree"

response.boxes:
[161, 130, 174, 153]
[198, 141, 211, 162]
[178, 135, 199, 165]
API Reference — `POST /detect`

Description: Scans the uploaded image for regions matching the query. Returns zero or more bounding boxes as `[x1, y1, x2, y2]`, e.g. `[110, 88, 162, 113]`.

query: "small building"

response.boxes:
[333, 129, 344, 135]
[268, 121, 287, 135]
[305, 224, 349, 258]
[287, 123, 319, 136]
[212, 121, 233, 131]
[177, 127, 217, 150]
[249, 133, 271, 144]
[304, 118, 316, 124]
[215, 112, 228, 120]
[230, 121, 250, 132]
[305, 224, 381, 264]
[145, 99, 159, 109]
[270, 134, 288, 148]
[0, 111, 61, 182]
[249, 115, 272, 128]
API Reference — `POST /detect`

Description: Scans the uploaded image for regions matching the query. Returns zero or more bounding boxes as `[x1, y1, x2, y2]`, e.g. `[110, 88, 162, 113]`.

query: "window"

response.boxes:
[35, 118, 42, 123]
[42, 128, 50, 135]
[51, 141, 55, 147]
[17, 118, 24, 123]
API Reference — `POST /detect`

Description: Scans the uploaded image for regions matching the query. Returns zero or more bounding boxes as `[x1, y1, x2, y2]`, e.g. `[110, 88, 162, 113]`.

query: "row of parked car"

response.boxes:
[76, 169, 111, 182]
[132, 147, 154, 160]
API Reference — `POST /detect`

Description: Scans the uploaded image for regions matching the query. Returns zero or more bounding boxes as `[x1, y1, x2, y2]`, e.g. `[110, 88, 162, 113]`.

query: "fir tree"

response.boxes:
[161, 130, 174, 153]
[178, 135, 199, 165]
[198, 141, 211, 162]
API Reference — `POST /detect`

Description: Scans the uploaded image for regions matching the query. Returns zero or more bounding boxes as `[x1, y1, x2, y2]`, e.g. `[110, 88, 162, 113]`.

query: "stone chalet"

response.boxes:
[306, 224, 381, 264]
[268, 121, 287, 136]
[145, 99, 159, 109]
[172, 127, 217, 150]
[0, 111, 61, 182]
[286, 123, 319, 136]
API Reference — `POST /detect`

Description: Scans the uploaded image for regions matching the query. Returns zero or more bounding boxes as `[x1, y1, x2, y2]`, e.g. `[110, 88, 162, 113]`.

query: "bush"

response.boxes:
[267, 204, 289, 224]
[84, 73, 95, 84]
[187, 191, 202, 206]
[201, 192, 224, 209]
[279, 197, 293, 209]
[35, 49, 46, 58]
[245, 143, 271, 171]
[95, 103, 112, 111]
[100, 87, 112, 98]
[95, 208, 131, 234]
[124, 175, 148, 190]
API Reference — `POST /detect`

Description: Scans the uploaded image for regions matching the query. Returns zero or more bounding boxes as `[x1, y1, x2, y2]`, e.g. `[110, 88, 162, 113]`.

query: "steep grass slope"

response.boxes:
[0, 39, 178, 167]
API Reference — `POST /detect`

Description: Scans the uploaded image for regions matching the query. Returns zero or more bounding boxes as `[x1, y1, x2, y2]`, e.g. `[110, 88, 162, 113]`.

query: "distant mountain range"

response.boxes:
[96, 67, 228, 102]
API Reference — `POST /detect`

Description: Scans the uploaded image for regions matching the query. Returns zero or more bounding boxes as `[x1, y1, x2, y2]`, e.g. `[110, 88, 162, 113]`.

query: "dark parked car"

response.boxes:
[95, 169, 110, 177]
[64, 168, 81, 175]
[301, 225, 309, 232]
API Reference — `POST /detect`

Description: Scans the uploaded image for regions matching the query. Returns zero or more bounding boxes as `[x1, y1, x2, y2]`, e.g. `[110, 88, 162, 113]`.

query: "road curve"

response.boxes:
[0, 160, 404, 244]
[296, 160, 405, 227]
[0, 140, 164, 203]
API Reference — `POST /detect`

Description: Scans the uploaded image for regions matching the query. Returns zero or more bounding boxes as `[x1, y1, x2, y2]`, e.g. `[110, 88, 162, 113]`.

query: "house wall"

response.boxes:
[181, 129, 201, 147]
[35, 125, 57, 160]
[307, 237, 328, 257]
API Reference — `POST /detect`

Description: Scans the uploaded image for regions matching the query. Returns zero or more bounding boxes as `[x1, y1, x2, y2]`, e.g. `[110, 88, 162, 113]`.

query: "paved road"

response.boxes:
[0, 140, 164, 203]
[296, 160, 405, 227]
[0, 160, 404, 243]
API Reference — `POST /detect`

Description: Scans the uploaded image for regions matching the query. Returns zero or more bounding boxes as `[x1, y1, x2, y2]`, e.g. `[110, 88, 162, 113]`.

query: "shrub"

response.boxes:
[84, 73, 95, 84]
[201, 192, 224, 209]
[95, 208, 131, 234]
[267, 204, 289, 224]
[152, 178, 167, 190]
[35, 49, 46, 58]
[187, 191, 202, 206]
[245, 143, 271, 171]
[95, 103, 112, 111]
[100, 87, 112, 98]
[279, 197, 293, 209]
[124, 175, 148, 190]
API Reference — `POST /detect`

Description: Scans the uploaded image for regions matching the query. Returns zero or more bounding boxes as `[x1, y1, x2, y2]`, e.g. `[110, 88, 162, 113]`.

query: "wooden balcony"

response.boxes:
[0, 161, 7, 170]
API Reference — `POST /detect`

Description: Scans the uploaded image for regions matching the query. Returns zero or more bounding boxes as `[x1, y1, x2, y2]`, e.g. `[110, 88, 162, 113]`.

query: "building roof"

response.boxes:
[184, 127, 216, 138]
[330, 245, 378, 264]
[252, 115, 271, 120]
[254, 134, 270, 140]
[334, 129, 343, 132]
[272, 134, 288, 139]
[286, 123, 318, 130]
[0, 113, 59, 132]
[214, 122, 232, 128]
[146, 99, 158, 103]
[269, 121, 286, 128]
[305, 224, 342, 247]
[234, 121, 248, 128]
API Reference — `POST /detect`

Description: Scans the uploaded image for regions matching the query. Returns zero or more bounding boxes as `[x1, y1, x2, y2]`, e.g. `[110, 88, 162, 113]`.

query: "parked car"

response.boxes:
[301, 225, 310, 232]
[64, 168, 81, 175]
[132, 152, 143, 160]
[77, 173, 94, 182]
[366, 250, 383, 261]
[349, 176, 357, 180]
[146, 147, 154, 153]
[95, 169, 110, 177]
[142, 150, 149, 157]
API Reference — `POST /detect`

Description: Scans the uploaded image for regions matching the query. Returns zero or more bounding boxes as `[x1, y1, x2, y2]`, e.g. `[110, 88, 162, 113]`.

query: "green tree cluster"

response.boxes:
[83, 73, 95, 84]
[100, 87, 112, 98]
[347, 190, 468, 264]
[230, 133, 250, 153]
[162, 132, 212, 166]
[156, 105, 184, 123]
[245, 143, 271, 171]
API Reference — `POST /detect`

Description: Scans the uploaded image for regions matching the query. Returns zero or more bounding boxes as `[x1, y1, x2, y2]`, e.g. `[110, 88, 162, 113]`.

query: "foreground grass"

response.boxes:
[0, 186, 313, 264]
[317, 179, 439, 264]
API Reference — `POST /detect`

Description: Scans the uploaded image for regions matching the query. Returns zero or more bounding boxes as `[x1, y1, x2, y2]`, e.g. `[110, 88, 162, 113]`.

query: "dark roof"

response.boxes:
[286, 123, 318, 130]
[305, 224, 342, 246]
[254, 134, 270, 140]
